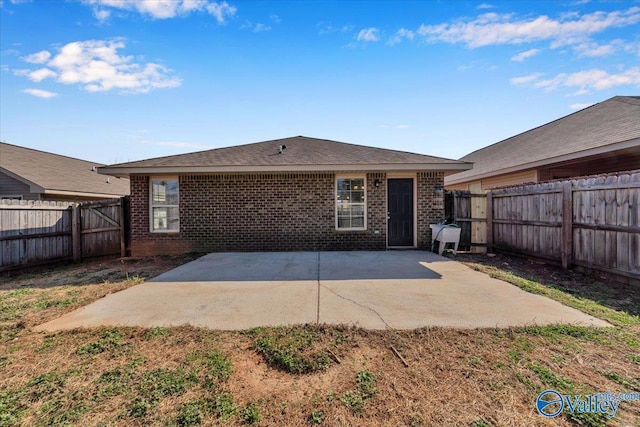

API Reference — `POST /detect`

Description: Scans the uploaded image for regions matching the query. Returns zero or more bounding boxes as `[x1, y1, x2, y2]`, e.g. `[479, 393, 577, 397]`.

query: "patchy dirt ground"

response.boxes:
[1, 253, 639, 427]
[456, 252, 640, 317]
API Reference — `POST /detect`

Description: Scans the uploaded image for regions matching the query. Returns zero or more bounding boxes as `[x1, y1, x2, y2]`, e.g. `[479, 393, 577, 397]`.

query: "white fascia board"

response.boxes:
[43, 189, 127, 198]
[98, 162, 473, 176]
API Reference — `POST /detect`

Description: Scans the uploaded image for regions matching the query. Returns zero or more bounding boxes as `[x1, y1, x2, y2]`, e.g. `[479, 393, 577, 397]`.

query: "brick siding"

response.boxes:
[129, 171, 444, 256]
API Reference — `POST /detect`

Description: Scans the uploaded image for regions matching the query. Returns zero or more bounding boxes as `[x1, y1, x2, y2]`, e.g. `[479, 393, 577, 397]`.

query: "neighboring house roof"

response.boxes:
[0, 142, 130, 198]
[446, 96, 640, 186]
[100, 136, 472, 175]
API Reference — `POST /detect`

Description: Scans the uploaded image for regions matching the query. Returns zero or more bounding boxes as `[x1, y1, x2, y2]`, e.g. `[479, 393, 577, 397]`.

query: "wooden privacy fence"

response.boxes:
[0, 198, 127, 271]
[487, 171, 640, 282]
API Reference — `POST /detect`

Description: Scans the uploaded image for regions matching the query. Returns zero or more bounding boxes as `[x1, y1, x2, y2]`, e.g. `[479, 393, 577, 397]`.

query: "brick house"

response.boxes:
[100, 136, 472, 256]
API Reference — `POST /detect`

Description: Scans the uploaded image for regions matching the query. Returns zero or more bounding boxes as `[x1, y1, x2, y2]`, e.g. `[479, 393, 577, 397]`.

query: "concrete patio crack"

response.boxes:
[316, 252, 389, 328]
[317, 282, 390, 329]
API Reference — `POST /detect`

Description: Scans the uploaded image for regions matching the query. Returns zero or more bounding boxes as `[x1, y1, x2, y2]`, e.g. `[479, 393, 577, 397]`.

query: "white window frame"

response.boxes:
[149, 176, 180, 233]
[335, 175, 367, 231]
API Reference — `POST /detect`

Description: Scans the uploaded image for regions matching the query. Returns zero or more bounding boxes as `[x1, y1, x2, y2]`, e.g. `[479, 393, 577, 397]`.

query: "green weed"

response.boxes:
[175, 400, 202, 426]
[33, 298, 76, 309]
[27, 371, 66, 399]
[565, 409, 608, 427]
[356, 370, 377, 398]
[252, 326, 332, 374]
[204, 350, 233, 388]
[507, 337, 535, 363]
[519, 325, 609, 344]
[0, 389, 26, 427]
[239, 402, 261, 425]
[206, 392, 237, 420]
[601, 370, 640, 392]
[627, 354, 640, 365]
[341, 370, 377, 415]
[309, 409, 325, 424]
[76, 328, 124, 356]
[529, 364, 574, 391]
[143, 327, 171, 340]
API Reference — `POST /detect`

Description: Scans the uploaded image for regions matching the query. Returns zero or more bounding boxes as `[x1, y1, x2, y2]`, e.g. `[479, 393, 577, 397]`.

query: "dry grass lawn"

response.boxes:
[1, 253, 639, 426]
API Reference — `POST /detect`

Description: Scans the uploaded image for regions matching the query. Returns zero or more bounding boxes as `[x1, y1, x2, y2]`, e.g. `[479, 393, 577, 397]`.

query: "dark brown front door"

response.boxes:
[387, 178, 414, 247]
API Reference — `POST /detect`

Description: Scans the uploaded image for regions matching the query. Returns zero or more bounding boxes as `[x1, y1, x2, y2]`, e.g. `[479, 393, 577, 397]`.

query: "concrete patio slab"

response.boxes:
[35, 251, 610, 331]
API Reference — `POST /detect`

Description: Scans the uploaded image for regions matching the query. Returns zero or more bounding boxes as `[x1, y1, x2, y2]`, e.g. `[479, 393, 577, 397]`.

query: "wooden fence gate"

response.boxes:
[0, 197, 128, 272]
[77, 199, 126, 260]
[445, 191, 487, 252]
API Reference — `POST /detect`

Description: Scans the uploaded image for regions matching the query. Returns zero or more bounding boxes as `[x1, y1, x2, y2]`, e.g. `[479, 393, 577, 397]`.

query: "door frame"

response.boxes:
[386, 173, 417, 248]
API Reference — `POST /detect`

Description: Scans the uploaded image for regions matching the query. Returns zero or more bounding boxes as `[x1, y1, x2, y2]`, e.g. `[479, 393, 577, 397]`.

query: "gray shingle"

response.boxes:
[104, 136, 468, 170]
[0, 142, 130, 197]
[448, 96, 640, 183]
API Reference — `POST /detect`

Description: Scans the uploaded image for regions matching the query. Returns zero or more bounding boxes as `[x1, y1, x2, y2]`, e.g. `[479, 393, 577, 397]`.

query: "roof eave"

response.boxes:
[43, 189, 129, 198]
[445, 137, 640, 185]
[99, 163, 473, 177]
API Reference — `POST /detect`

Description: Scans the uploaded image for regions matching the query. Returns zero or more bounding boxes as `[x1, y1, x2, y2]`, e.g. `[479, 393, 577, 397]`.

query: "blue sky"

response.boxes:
[1, 0, 639, 165]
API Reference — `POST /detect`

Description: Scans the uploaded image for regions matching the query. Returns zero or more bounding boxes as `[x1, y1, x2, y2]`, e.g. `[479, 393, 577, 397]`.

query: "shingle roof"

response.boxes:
[0, 142, 130, 197]
[100, 136, 472, 175]
[446, 96, 640, 185]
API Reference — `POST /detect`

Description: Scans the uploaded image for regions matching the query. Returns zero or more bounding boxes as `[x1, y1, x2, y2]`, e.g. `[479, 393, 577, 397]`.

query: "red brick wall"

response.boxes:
[129, 172, 444, 256]
[417, 172, 445, 249]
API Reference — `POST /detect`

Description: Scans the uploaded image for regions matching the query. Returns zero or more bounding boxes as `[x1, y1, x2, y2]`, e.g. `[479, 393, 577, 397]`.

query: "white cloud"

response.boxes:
[22, 50, 51, 64]
[82, 0, 236, 22]
[17, 39, 181, 94]
[1, 48, 20, 56]
[387, 28, 414, 46]
[572, 39, 623, 57]
[509, 73, 543, 85]
[23, 88, 58, 98]
[241, 21, 271, 32]
[416, 7, 640, 48]
[356, 27, 379, 42]
[511, 48, 540, 62]
[527, 68, 640, 92]
[477, 3, 493, 9]
[93, 8, 111, 23]
[270, 14, 281, 24]
[15, 67, 58, 82]
[569, 102, 594, 110]
[624, 42, 640, 56]
[317, 22, 353, 35]
[253, 23, 270, 32]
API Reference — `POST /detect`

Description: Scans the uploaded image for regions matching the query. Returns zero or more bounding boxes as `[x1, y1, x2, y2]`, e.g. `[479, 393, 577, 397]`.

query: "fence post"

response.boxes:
[561, 182, 573, 269]
[486, 192, 493, 252]
[119, 197, 126, 257]
[72, 204, 81, 262]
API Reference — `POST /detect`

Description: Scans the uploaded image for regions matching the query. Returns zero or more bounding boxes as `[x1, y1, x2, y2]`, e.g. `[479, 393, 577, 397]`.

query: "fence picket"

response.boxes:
[485, 170, 639, 283]
[0, 198, 128, 271]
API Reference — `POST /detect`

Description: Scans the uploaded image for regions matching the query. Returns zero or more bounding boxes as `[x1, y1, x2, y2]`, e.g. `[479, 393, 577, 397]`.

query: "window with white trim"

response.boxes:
[336, 176, 366, 230]
[150, 178, 179, 232]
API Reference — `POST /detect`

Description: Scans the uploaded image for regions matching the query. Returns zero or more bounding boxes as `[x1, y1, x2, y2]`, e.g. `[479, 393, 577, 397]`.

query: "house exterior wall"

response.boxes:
[129, 171, 444, 256]
[0, 171, 38, 200]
